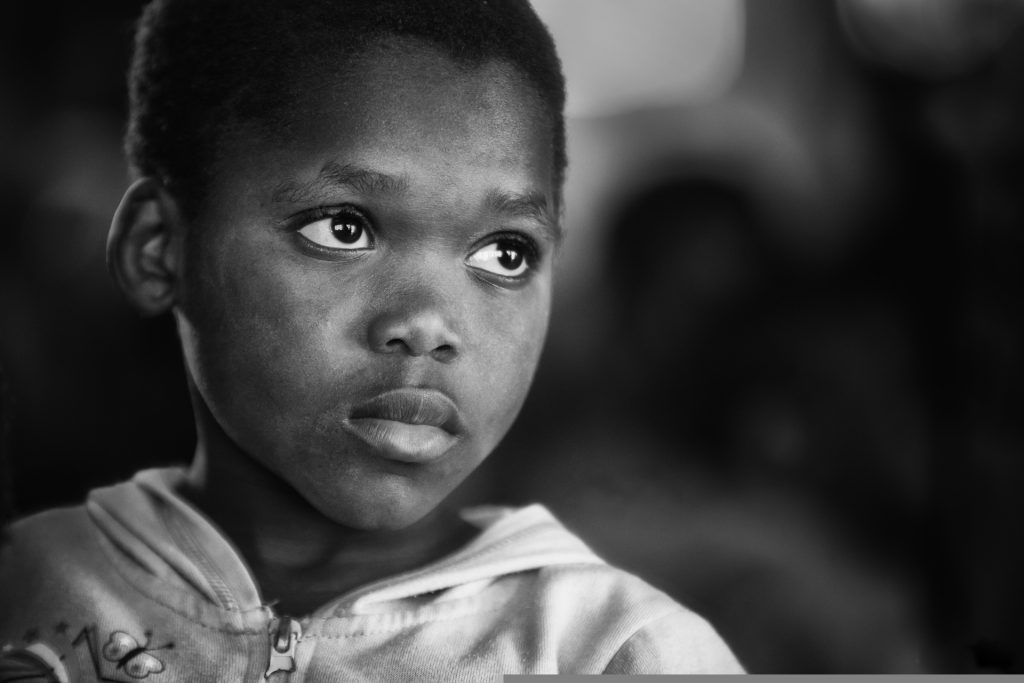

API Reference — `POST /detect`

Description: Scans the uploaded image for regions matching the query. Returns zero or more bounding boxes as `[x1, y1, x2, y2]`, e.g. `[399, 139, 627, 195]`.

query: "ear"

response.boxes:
[107, 177, 186, 316]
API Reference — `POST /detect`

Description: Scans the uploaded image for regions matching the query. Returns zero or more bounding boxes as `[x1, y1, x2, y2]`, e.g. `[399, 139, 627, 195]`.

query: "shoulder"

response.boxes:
[1, 504, 97, 572]
[463, 503, 744, 673]
[0, 505, 108, 627]
[529, 561, 744, 673]
[436, 503, 745, 673]
[601, 601, 746, 674]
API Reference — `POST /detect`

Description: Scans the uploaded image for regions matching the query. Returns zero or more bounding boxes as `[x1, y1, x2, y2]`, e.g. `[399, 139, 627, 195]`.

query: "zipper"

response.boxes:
[264, 615, 302, 678]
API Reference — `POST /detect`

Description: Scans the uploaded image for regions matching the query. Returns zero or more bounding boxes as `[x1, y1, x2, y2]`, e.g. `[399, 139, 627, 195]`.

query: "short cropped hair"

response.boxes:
[126, 0, 567, 211]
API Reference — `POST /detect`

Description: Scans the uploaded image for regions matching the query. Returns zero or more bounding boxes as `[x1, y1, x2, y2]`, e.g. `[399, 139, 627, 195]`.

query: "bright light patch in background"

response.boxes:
[530, 0, 744, 117]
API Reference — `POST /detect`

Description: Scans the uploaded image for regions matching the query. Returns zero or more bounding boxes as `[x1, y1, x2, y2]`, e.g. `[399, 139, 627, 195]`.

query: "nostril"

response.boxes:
[383, 338, 408, 353]
[368, 311, 460, 360]
[431, 344, 457, 363]
[380, 338, 456, 362]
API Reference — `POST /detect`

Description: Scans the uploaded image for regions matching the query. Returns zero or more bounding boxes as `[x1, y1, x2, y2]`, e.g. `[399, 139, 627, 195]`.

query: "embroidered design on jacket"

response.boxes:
[73, 626, 174, 681]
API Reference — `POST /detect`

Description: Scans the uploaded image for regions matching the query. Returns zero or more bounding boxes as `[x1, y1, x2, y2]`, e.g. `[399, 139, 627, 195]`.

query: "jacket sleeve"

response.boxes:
[602, 608, 746, 674]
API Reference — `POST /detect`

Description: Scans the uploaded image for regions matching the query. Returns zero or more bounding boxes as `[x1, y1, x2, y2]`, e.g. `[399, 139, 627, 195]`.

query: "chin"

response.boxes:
[303, 476, 442, 532]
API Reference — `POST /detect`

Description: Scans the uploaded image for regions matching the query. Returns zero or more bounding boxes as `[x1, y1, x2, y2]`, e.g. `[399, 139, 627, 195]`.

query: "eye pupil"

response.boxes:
[498, 246, 523, 271]
[331, 216, 363, 244]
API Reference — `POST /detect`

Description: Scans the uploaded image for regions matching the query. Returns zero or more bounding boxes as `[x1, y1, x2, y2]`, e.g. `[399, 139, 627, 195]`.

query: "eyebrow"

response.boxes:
[271, 162, 409, 205]
[486, 189, 562, 243]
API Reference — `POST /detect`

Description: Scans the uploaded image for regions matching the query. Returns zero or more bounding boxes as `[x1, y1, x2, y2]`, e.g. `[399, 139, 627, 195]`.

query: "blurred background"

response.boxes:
[1, 0, 1023, 673]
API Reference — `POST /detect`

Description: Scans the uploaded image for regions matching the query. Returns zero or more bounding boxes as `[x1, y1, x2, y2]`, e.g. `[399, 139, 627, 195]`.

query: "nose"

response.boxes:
[366, 290, 461, 364]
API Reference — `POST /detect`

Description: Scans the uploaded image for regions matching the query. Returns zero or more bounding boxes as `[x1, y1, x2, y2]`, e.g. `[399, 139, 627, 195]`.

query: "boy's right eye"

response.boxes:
[297, 206, 374, 251]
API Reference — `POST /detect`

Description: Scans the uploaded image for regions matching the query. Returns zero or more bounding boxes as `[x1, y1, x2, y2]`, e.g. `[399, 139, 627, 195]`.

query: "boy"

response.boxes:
[0, 0, 743, 679]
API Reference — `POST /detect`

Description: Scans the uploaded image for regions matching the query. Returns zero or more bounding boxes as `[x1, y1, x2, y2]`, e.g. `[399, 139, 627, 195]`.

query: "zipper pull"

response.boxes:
[265, 616, 302, 678]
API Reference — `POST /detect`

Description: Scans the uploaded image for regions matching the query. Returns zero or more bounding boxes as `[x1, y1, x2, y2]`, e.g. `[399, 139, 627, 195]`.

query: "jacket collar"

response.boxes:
[87, 468, 603, 617]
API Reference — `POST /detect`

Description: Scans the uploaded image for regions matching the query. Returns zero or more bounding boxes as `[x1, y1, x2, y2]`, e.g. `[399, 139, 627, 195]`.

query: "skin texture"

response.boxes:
[112, 41, 560, 612]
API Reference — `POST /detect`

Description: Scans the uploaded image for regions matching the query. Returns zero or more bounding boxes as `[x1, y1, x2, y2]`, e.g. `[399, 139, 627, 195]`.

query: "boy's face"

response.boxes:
[175, 42, 558, 530]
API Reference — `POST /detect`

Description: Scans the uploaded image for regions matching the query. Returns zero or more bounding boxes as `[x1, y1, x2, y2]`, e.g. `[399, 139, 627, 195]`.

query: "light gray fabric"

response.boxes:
[0, 468, 743, 680]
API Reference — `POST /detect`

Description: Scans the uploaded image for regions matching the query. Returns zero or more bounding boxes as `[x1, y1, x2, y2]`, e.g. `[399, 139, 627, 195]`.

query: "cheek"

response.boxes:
[469, 285, 551, 437]
[180, 230, 350, 424]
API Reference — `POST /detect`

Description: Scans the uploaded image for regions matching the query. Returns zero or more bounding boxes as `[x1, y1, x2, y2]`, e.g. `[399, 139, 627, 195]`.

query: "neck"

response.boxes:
[177, 387, 475, 616]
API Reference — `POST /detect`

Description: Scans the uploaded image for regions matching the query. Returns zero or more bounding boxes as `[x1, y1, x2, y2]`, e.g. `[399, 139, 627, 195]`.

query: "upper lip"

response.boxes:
[348, 388, 462, 433]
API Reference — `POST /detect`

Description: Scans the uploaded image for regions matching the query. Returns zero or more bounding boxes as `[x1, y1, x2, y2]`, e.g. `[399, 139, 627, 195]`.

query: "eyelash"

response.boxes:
[297, 204, 368, 225]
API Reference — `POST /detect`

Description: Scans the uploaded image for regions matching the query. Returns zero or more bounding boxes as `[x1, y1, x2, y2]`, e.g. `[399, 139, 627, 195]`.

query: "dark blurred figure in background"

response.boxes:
[1, 0, 1022, 673]
[0, 363, 12, 534]
[839, 0, 1024, 671]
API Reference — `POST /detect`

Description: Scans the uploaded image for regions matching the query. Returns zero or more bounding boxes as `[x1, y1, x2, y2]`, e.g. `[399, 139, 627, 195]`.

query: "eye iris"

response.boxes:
[497, 245, 523, 271]
[331, 216, 363, 244]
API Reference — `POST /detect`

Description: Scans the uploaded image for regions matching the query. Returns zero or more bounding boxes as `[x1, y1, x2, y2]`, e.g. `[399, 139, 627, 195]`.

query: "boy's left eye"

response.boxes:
[466, 237, 534, 278]
[297, 207, 373, 250]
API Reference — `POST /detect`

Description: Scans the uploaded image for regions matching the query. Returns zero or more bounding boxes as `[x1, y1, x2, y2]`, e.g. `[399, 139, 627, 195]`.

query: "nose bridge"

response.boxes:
[366, 253, 463, 361]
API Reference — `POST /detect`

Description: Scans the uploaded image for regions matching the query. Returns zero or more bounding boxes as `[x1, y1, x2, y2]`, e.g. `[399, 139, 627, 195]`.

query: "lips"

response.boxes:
[343, 388, 462, 463]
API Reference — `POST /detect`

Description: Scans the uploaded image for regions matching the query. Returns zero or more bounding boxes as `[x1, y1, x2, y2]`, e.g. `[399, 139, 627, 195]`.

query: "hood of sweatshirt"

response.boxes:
[85, 468, 604, 623]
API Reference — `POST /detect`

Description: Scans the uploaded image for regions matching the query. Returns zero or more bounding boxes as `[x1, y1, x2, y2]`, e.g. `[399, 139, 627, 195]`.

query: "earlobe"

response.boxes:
[107, 177, 185, 316]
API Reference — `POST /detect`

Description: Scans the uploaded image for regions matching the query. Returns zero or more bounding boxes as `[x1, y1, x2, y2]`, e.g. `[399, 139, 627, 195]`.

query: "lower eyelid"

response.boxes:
[467, 268, 533, 290]
[291, 232, 374, 260]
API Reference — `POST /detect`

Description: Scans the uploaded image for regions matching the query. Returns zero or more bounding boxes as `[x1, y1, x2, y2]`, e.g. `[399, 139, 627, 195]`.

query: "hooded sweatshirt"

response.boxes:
[0, 468, 743, 681]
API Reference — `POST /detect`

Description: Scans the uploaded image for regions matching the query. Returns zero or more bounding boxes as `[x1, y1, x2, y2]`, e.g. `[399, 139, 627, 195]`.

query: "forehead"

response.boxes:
[307, 42, 549, 163]
[206, 39, 557, 221]
[331, 39, 551, 125]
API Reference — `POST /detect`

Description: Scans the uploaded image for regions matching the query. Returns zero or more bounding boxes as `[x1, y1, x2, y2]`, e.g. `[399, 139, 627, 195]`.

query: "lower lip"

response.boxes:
[343, 418, 458, 463]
